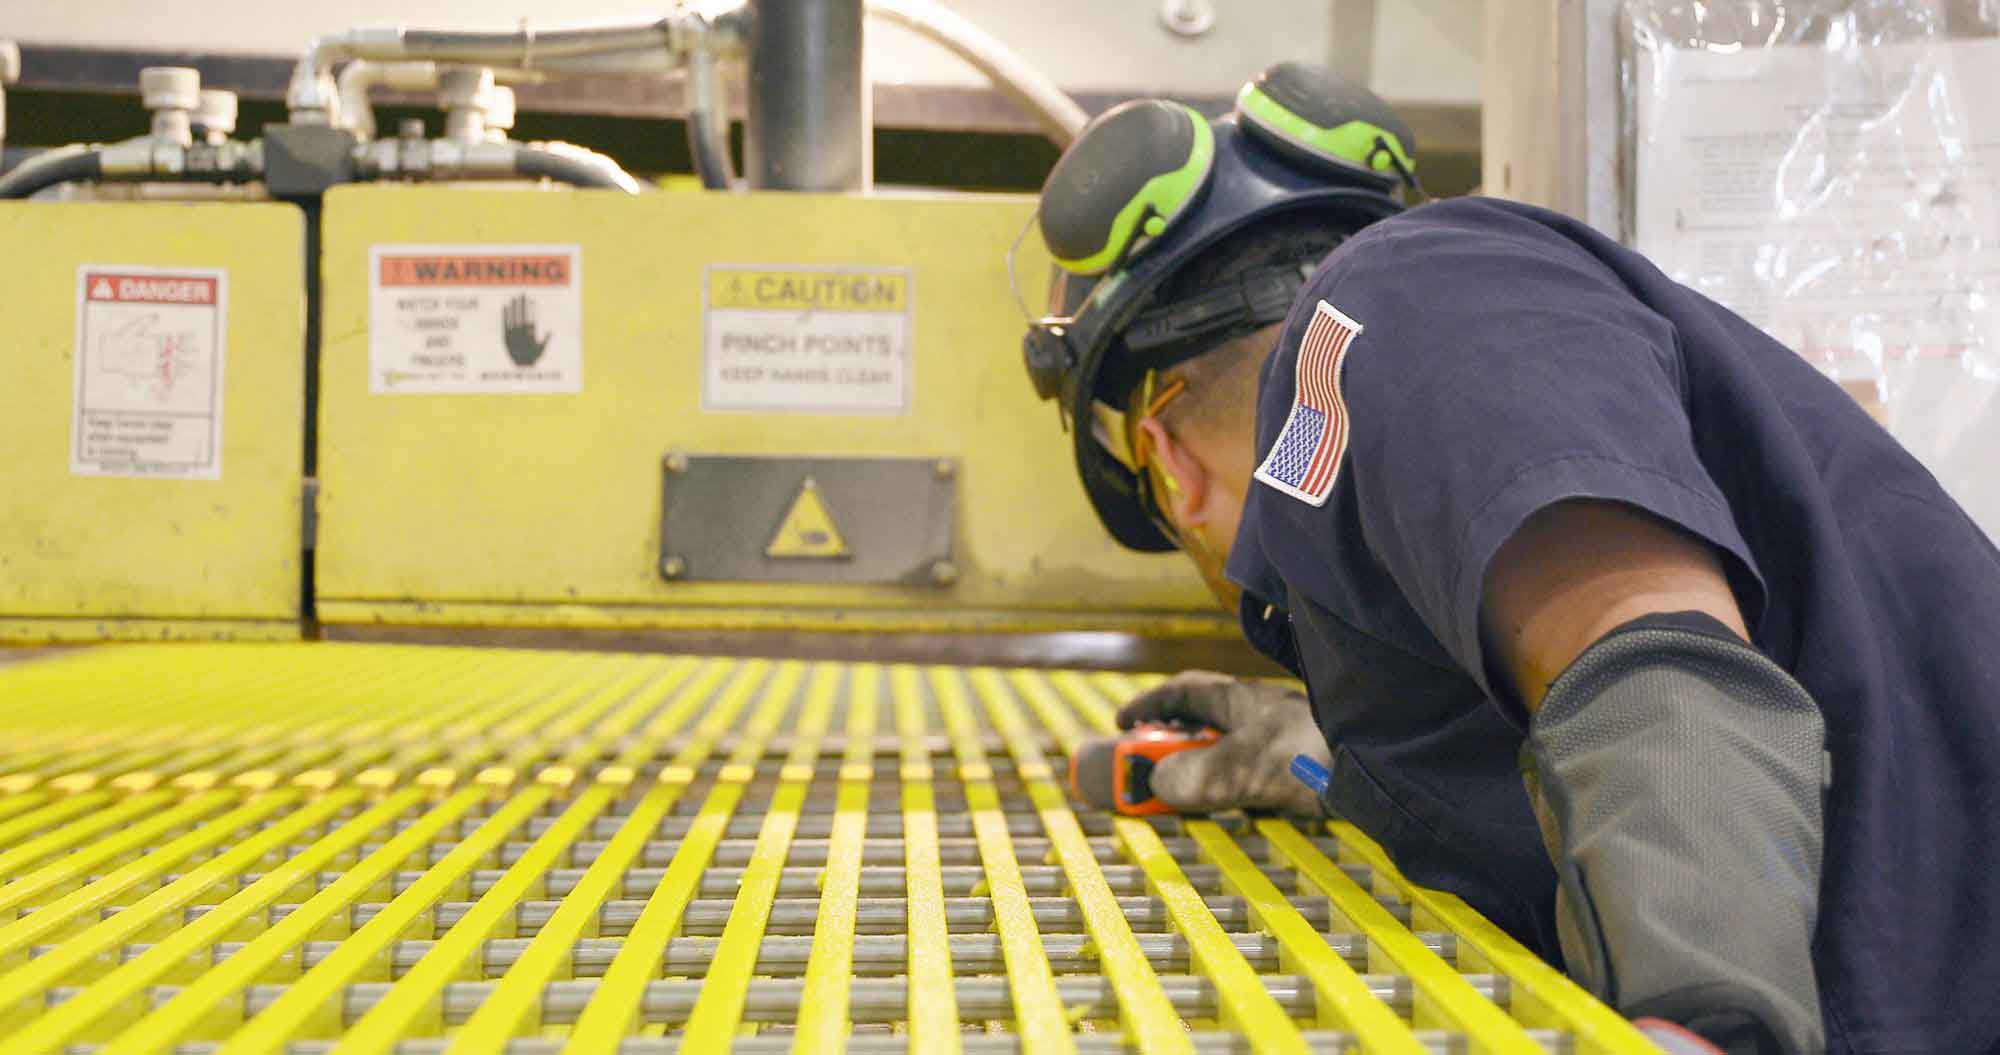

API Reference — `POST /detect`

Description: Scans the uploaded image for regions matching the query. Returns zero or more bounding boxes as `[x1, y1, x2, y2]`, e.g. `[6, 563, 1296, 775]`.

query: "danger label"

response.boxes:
[369, 244, 582, 393]
[73, 265, 227, 479]
[703, 266, 912, 414]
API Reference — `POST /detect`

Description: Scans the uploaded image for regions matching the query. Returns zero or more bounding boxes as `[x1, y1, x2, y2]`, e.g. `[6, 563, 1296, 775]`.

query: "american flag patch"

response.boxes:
[1253, 300, 1362, 507]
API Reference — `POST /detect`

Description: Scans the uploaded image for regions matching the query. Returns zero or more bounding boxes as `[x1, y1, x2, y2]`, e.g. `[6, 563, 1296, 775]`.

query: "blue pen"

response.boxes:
[1290, 753, 1330, 796]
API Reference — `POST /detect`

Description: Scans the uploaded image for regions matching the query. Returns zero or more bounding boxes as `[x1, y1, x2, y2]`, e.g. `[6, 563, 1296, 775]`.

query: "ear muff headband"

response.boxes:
[1039, 101, 1217, 276]
[1235, 74, 1416, 180]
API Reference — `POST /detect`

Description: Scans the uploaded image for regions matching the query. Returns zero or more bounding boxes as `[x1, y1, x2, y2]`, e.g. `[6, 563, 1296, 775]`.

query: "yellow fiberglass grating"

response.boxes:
[0, 644, 1658, 1055]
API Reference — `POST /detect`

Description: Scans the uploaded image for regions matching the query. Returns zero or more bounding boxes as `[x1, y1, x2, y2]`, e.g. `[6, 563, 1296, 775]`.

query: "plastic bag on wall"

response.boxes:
[1622, 0, 2000, 537]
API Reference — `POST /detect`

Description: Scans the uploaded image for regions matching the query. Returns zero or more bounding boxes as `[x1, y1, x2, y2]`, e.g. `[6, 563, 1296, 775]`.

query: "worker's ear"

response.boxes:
[1137, 416, 1210, 526]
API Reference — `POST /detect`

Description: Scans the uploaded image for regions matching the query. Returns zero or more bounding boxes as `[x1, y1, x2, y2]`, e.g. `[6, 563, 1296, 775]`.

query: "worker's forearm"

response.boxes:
[1524, 611, 1826, 1054]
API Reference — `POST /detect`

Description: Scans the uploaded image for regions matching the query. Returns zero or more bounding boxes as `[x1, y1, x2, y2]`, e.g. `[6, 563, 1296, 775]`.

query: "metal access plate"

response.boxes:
[660, 454, 955, 585]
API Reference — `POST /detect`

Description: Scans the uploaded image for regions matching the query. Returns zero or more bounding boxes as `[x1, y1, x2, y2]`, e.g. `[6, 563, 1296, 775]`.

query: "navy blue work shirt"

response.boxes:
[1226, 196, 2000, 1055]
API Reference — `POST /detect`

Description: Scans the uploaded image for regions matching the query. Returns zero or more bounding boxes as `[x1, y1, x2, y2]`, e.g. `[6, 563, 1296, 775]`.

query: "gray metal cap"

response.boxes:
[193, 89, 238, 137]
[140, 66, 201, 111]
[437, 67, 494, 110]
[483, 85, 516, 132]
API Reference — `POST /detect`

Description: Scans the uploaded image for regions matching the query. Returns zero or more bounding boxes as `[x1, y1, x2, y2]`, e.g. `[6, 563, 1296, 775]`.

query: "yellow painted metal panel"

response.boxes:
[314, 187, 1213, 627]
[0, 203, 305, 636]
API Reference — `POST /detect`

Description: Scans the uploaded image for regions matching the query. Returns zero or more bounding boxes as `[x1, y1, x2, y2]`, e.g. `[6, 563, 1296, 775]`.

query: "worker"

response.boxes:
[1018, 62, 2000, 1055]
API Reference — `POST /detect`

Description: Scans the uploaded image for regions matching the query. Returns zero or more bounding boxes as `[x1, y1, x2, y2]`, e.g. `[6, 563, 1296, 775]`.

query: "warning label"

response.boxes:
[73, 266, 227, 479]
[704, 266, 912, 414]
[369, 244, 582, 393]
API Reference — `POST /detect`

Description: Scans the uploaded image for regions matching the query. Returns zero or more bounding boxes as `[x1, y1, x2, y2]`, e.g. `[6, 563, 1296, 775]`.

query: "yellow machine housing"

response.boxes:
[315, 186, 1224, 637]
[0, 202, 306, 642]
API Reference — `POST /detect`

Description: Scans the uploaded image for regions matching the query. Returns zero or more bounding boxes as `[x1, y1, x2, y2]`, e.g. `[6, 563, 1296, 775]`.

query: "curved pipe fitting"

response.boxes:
[864, 0, 1086, 147]
[336, 60, 439, 140]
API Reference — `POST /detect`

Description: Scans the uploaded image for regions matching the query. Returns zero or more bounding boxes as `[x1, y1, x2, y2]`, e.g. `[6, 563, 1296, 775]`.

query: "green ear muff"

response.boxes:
[1236, 62, 1417, 188]
[1037, 100, 1216, 276]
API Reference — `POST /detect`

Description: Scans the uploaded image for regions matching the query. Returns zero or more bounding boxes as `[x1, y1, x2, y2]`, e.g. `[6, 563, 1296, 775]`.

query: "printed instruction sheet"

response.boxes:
[73, 266, 227, 479]
[1633, 37, 2000, 537]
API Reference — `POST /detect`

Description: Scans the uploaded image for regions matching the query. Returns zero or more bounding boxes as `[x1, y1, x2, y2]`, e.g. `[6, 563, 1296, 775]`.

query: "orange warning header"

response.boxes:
[378, 254, 572, 287]
[85, 273, 217, 305]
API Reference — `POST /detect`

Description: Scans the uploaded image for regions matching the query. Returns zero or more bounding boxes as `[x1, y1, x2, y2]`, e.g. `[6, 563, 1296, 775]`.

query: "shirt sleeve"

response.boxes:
[1254, 201, 1764, 703]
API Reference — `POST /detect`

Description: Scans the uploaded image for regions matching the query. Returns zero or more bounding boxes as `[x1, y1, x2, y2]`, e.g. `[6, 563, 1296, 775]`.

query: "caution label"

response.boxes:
[704, 265, 912, 414]
[73, 265, 227, 479]
[369, 244, 582, 393]
[766, 477, 851, 559]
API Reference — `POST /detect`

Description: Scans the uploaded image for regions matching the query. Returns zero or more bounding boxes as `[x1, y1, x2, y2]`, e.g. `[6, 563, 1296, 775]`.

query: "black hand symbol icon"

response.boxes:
[502, 294, 552, 367]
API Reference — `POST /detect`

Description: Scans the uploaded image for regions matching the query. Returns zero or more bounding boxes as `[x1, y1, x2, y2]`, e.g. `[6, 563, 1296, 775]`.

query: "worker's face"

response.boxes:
[1135, 415, 1252, 612]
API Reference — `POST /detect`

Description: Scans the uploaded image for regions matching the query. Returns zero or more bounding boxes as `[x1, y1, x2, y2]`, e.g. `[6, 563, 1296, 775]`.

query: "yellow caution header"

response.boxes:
[709, 269, 909, 312]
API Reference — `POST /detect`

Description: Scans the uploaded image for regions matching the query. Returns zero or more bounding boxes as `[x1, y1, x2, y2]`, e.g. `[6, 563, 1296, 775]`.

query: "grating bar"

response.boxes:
[0, 645, 1655, 1053]
[55, 929, 1460, 979]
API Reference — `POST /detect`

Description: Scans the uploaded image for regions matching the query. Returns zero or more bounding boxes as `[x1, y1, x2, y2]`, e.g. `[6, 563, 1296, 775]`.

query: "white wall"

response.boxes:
[3, 0, 1482, 106]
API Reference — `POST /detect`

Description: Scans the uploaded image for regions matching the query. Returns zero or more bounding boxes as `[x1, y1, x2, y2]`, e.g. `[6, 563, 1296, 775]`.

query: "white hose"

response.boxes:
[864, 0, 1088, 146]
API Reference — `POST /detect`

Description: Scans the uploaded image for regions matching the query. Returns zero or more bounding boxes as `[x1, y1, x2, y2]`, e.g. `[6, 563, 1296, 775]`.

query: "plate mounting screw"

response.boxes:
[934, 459, 955, 479]
[660, 556, 686, 579]
[664, 452, 690, 474]
[930, 560, 959, 586]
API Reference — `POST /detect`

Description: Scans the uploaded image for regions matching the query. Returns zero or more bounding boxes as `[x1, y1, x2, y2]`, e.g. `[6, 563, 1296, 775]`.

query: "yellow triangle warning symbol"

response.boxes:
[766, 477, 851, 559]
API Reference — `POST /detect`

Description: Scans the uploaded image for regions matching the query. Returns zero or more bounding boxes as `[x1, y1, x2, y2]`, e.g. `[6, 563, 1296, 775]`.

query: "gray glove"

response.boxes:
[1115, 670, 1331, 816]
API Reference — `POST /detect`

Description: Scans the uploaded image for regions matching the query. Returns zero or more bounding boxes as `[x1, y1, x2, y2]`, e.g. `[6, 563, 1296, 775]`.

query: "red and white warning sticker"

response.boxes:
[73, 266, 227, 479]
[369, 244, 582, 393]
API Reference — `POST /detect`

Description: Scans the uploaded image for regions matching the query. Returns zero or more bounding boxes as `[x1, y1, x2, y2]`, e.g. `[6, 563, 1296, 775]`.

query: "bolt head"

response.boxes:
[661, 556, 687, 579]
[1159, 0, 1217, 37]
[934, 459, 955, 479]
[930, 560, 959, 587]
[664, 452, 690, 474]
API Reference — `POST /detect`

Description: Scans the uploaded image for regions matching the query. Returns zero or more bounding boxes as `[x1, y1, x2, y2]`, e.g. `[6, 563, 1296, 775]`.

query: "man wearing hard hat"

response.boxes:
[1019, 61, 2000, 1055]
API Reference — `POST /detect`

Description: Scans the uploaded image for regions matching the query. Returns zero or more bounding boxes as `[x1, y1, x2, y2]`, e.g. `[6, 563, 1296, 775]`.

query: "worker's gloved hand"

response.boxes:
[1115, 670, 1330, 816]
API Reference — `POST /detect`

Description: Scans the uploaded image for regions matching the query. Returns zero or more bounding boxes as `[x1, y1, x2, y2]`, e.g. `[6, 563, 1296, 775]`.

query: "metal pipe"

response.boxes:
[0, 41, 19, 157]
[0, 148, 102, 199]
[0, 136, 263, 199]
[289, 20, 674, 122]
[745, 0, 869, 191]
[257, 1034, 1488, 1055]
[231, 892, 1375, 940]
[105, 928, 1456, 981]
[352, 137, 641, 193]
[684, 41, 735, 189]
[864, 0, 1086, 146]
[211, 972, 1494, 1026]
[513, 144, 643, 192]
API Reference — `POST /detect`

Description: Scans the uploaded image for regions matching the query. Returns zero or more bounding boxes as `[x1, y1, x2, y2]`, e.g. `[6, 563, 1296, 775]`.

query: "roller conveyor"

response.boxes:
[0, 644, 1658, 1053]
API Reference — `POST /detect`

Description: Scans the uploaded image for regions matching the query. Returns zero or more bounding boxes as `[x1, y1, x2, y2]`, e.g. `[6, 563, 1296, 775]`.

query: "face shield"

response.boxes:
[1017, 63, 1413, 553]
